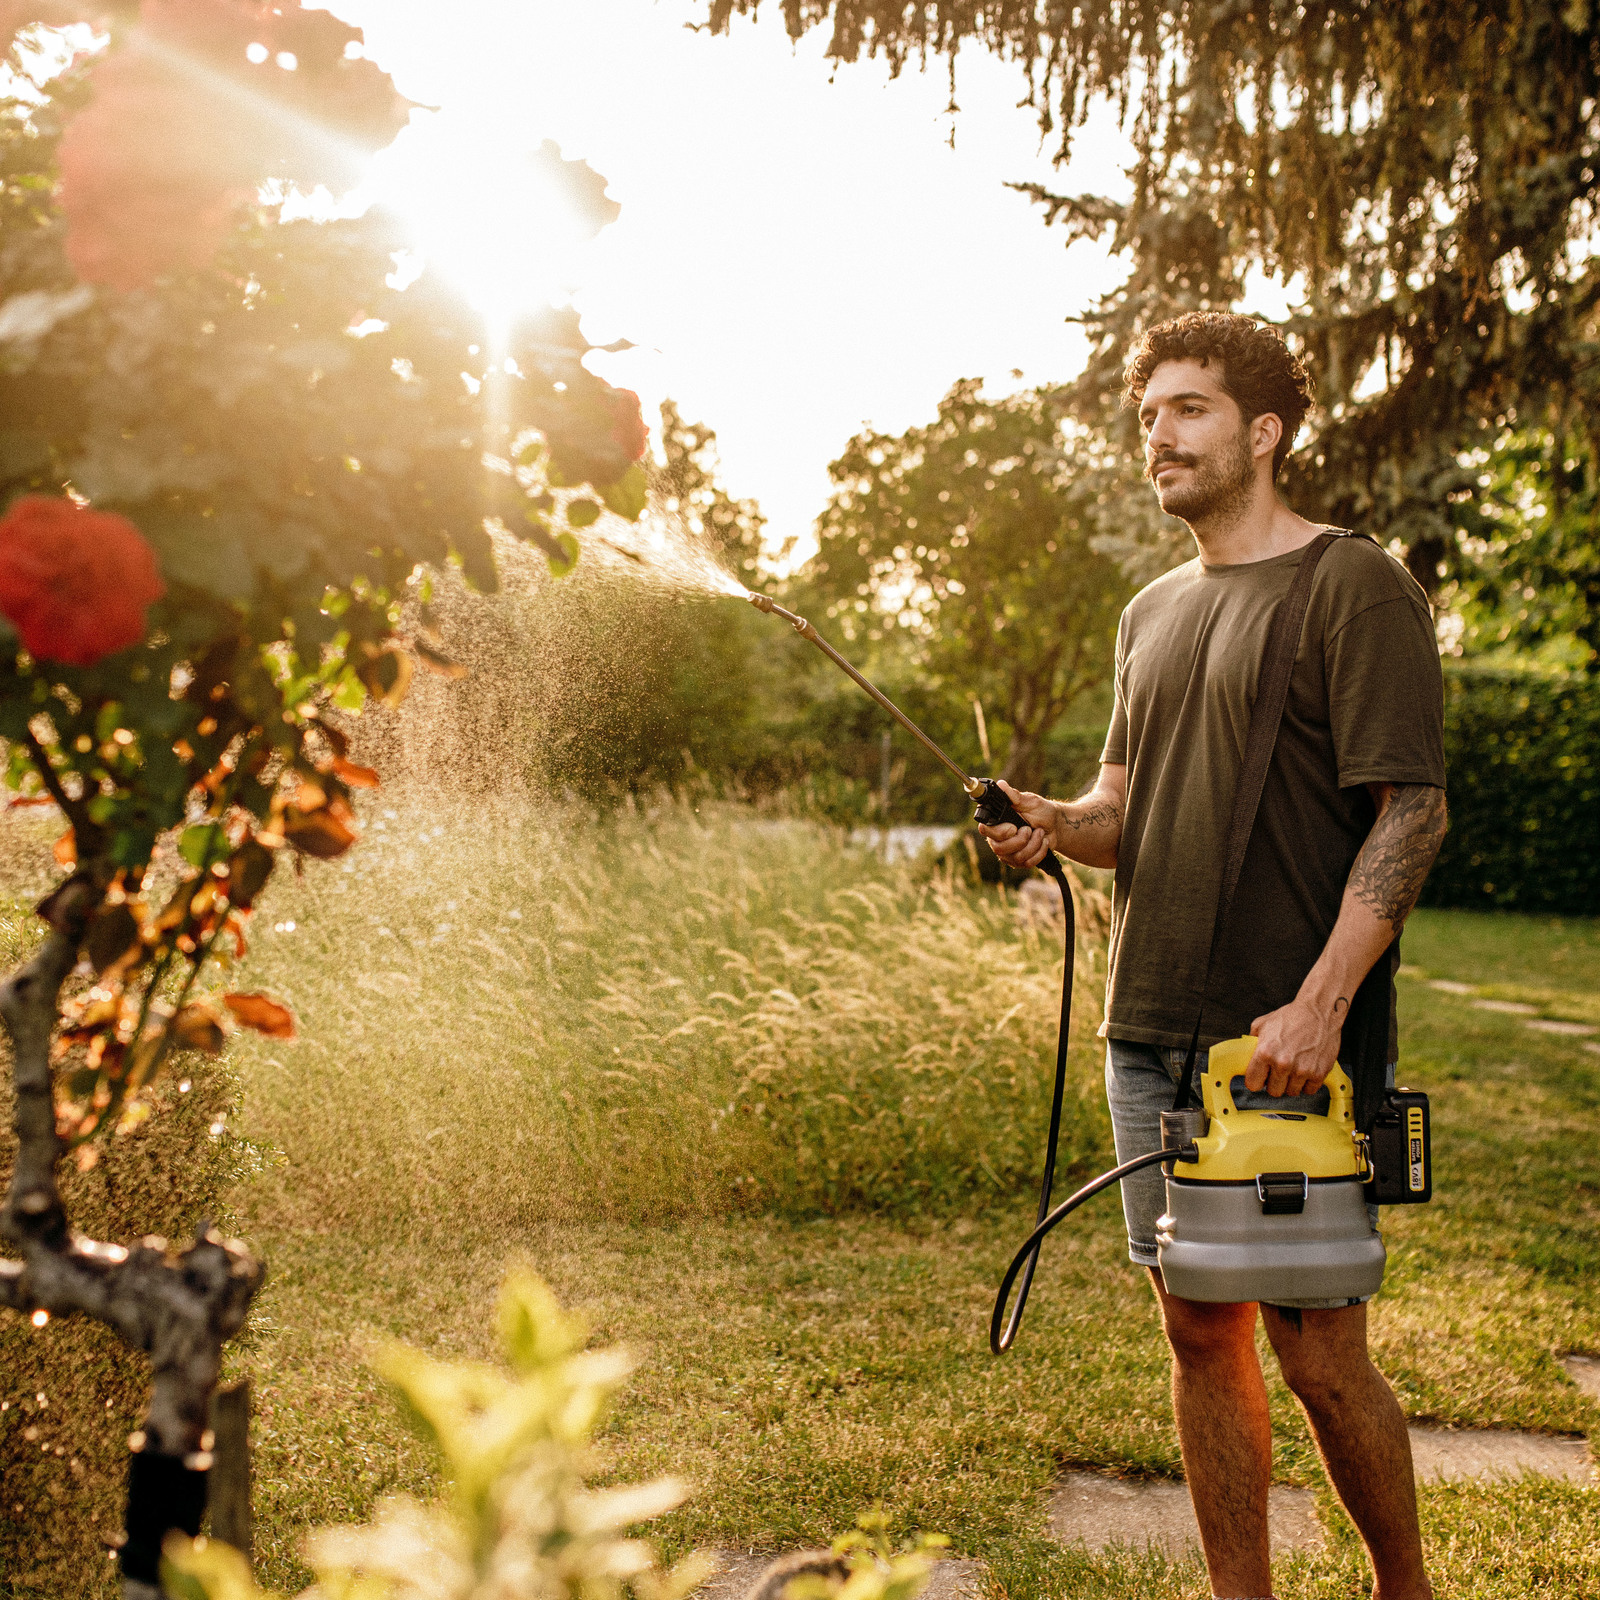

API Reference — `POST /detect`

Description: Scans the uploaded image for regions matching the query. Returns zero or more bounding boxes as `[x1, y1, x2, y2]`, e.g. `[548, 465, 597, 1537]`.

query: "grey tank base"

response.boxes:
[1155, 1175, 1386, 1304]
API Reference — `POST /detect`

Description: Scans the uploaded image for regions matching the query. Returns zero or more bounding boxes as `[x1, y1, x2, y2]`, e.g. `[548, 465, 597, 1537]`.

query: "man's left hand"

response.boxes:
[1245, 998, 1341, 1096]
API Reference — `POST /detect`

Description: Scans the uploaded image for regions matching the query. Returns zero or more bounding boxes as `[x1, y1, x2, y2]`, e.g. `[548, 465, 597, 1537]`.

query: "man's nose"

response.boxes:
[1145, 408, 1177, 454]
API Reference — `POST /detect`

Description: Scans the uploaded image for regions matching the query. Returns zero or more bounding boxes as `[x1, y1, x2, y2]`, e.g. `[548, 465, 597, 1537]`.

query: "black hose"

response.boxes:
[989, 1145, 1187, 1354]
[987, 857, 1073, 1354]
[986, 851, 1196, 1354]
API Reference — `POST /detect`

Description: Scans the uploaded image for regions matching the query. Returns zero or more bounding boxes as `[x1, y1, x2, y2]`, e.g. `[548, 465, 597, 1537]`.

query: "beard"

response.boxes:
[1148, 425, 1256, 526]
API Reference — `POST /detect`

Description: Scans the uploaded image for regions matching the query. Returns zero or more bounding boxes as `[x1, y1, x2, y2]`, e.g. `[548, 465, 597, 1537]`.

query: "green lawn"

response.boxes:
[229, 831, 1599, 1600]
[2, 805, 1598, 1598]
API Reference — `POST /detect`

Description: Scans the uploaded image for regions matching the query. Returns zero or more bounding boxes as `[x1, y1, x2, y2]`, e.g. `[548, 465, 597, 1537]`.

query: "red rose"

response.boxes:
[606, 387, 649, 463]
[0, 496, 165, 666]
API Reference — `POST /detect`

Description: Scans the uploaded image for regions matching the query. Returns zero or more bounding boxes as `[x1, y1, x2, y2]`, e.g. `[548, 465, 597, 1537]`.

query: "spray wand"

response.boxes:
[747, 590, 1084, 1349]
[746, 594, 1057, 865]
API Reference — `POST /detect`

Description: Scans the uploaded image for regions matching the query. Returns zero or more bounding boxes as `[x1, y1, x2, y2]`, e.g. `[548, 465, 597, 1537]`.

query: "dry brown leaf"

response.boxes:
[172, 1003, 227, 1055]
[283, 803, 359, 859]
[225, 838, 276, 908]
[414, 640, 468, 679]
[222, 992, 297, 1040]
[332, 755, 380, 789]
[85, 903, 143, 976]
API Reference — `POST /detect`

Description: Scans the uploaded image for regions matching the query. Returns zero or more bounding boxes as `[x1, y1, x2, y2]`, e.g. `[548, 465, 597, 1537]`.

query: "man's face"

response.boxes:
[1136, 358, 1261, 525]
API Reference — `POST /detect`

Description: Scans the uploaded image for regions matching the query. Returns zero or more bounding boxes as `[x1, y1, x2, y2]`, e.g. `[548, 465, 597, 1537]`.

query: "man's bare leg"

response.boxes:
[1149, 1269, 1274, 1597]
[1262, 1303, 1432, 1600]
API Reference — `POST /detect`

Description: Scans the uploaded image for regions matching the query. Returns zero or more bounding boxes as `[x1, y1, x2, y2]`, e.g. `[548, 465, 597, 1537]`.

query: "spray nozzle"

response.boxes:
[747, 591, 814, 636]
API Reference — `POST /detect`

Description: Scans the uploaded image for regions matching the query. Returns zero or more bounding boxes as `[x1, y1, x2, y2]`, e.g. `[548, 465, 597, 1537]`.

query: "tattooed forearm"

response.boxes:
[1348, 784, 1447, 928]
[1059, 796, 1123, 833]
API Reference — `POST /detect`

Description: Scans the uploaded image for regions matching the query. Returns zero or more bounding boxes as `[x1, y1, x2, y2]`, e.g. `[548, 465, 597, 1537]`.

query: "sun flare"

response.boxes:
[362, 111, 614, 338]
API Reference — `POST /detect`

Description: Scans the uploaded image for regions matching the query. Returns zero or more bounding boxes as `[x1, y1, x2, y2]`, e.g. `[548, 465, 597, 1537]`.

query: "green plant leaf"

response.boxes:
[601, 462, 648, 522]
[178, 823, 228, 869]
[566, 497, 601, 528]
[548, 531, 580, 578]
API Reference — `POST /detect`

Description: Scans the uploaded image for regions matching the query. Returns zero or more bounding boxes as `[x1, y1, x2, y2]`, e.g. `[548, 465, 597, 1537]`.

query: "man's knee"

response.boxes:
[1264, 1304, 1374, 1411]
[1150, 1271, 1258, 1367]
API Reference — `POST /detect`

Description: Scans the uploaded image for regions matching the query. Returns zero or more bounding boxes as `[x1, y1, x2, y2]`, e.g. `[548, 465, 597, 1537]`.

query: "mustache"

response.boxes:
[1145, 450, 1196, 481]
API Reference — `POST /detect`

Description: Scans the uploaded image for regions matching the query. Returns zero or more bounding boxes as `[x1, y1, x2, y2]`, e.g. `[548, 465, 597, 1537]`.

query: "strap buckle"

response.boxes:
[1256, 1171, 1308, 1215]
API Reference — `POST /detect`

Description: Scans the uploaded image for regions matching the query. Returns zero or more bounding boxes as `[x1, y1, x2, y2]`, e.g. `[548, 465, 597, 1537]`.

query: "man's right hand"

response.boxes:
[978, 780, 1059, 870]
[977, 765, 1127, 872]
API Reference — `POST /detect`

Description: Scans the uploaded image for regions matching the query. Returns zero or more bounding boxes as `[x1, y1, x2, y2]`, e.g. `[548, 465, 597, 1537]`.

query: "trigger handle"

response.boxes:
[972, 778, 1065, 881]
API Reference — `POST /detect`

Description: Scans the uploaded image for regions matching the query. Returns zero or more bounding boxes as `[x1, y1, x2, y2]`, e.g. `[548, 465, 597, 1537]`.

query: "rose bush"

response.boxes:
[0, 495, 166, 664]
[0, 4, 656, 1586]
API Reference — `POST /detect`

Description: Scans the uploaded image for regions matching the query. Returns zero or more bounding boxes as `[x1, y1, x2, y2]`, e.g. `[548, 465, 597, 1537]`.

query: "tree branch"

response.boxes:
[23, 723, 98, 849]
[1, 870, 266, 1595]
[0, 1227, 263, 1455]
[1, 874, 99, 1245]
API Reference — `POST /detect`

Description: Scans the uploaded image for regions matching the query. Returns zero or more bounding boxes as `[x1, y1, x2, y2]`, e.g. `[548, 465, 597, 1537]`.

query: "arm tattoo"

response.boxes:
[1059, 797, 1122, 833]
[1348, 784, 1448, 928]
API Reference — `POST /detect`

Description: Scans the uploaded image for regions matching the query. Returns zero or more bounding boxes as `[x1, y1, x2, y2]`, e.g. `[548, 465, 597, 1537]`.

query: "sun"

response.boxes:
[362, 109, 616, 340]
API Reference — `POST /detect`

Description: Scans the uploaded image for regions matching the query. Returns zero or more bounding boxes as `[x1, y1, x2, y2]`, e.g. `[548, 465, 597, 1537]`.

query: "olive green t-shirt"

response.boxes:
[1099, 532, 1445, 1052]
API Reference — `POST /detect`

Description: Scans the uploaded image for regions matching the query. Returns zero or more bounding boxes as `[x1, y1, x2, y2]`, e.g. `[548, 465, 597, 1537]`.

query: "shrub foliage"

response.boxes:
[1422, 669, 1599, 916]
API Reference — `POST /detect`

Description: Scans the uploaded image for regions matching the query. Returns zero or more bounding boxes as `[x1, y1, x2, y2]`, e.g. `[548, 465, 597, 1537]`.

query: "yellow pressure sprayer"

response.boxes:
[1154, 1044, 1386, 1303]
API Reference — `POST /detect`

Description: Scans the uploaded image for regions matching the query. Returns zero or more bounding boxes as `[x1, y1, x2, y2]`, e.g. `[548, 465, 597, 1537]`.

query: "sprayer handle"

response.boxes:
[971, 778, 1066, 882]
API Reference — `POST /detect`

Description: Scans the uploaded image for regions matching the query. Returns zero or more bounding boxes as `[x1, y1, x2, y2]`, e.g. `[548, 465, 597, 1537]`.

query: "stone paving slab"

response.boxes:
[1407, 1424, 1593, 1483]
[699, 1551, 987, 1599]
[1472, 998, 1538, 1015]
[1524, 1018, 1598, 1036]
[1045, 1472, 1323, 1558]
[1428, 979, 1476, 994]
[1562, 1354, 1600, 1402]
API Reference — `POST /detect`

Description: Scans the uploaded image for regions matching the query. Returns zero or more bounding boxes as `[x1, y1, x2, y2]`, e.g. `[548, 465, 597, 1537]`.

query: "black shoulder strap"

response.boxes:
[1171, 530, 1338, 1112]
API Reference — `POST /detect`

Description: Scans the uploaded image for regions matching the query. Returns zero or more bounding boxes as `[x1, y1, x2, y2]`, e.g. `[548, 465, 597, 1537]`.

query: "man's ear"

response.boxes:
[1250, 411, 1283, 466]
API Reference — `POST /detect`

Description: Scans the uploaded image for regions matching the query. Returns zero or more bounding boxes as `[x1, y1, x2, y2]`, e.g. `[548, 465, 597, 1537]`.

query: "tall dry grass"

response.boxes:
[229, 794, 1110, 1240]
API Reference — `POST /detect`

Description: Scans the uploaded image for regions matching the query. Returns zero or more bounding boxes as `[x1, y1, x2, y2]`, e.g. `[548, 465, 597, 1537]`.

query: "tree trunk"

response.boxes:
[999, 729, 1047, 795]
[0, 873, 265, 1598]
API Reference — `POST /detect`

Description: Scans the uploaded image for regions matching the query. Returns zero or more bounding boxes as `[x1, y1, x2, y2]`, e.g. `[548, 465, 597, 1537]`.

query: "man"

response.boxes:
[981, 312, 1446, 1600]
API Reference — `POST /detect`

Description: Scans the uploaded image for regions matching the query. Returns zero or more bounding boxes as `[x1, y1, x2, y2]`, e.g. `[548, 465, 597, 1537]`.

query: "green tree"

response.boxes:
[651, 396, 769, 579]
[707, 3, 1600, 593]
[797, 380, 1133, 791]
[1441, 427, 1600, 671]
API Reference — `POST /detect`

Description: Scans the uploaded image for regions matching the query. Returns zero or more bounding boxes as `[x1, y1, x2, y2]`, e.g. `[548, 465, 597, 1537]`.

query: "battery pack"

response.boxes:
[1364, 1088, 1431, 1204]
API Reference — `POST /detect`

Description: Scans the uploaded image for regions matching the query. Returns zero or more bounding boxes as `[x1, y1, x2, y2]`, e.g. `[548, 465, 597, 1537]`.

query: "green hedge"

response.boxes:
[1422, 667, 1599, 915]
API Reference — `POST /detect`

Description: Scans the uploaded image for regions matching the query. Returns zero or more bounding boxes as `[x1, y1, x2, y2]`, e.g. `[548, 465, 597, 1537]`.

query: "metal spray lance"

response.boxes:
[745, 592, 1064, 878]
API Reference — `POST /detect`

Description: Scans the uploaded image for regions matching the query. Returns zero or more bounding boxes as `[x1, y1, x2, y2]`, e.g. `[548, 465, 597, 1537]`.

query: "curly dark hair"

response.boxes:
[1122, 312, 1314, 479]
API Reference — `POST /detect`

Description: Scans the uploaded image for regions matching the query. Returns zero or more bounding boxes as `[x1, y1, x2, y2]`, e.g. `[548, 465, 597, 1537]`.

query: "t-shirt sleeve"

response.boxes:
[1325, 595, 1446, 790]
[1100, 611, 1130, 766]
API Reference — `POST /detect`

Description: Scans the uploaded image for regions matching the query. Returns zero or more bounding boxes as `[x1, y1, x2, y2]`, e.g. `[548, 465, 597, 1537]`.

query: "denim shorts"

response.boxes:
[1104, 1037, 1390, 1310]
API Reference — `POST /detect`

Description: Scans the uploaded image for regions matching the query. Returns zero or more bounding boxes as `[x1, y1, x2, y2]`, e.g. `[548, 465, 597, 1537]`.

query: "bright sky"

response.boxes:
[324, 0, 1141, 559]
